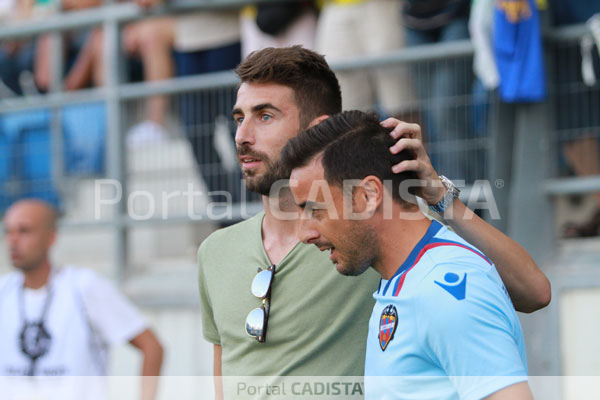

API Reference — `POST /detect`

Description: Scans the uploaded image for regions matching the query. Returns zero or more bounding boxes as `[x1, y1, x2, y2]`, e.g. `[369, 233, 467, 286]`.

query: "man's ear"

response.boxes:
[308, 115, 329, 128]
[361, 176, 384, 214]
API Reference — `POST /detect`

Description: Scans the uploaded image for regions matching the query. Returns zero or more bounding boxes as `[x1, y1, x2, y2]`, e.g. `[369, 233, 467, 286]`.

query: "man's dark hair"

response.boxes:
[235, 46, 342, 128]
[281, 111, 419, 206]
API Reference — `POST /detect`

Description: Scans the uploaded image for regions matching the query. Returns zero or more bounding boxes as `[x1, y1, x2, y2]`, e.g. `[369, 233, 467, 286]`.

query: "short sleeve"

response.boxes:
[416, 263, 528, 400]
[77, 269, 148, 344]
[197, 242, 221, 345]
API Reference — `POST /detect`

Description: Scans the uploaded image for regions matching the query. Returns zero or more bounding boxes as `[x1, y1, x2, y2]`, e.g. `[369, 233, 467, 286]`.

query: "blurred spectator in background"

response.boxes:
[0, 200, 163, 398]
[0, 1, 110, 212]
[0, 0, 36, 97]
[34, 0, 176, 146]
[171, 8, 244, 203]
[469, 0, 498, 95]
[551, 0, 600, 237]
[468, 0, 546, 187]
[121, 12, 175, 146]
[34, 0, 103, 93]
[132, 0, 253, 206]
[468, 0, 497, 181]
[0, 0, 106, 95]
[402, 0, 472, 181]
[240, 1, 317, 57]
[493, 0, 546, 103]
[316, 0, 415, 118]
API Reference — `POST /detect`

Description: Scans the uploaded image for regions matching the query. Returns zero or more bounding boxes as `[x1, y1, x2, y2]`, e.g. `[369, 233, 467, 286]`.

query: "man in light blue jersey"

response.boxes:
[282, 110, 533, 400]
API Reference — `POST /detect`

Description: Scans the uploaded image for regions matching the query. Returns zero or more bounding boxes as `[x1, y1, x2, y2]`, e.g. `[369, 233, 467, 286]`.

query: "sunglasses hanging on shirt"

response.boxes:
[245, 264, 276, 343]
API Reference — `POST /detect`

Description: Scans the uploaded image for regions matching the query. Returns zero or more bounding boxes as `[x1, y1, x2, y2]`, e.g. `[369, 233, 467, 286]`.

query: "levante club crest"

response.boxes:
[379, 305, 398, 351]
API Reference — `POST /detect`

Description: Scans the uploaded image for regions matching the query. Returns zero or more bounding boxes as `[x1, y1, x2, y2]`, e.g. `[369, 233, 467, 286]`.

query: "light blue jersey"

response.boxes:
[365, 221, 528, 400]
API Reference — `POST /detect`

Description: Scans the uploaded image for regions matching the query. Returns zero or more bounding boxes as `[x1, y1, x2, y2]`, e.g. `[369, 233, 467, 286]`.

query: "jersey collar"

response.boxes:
[380, 220, 443, 295]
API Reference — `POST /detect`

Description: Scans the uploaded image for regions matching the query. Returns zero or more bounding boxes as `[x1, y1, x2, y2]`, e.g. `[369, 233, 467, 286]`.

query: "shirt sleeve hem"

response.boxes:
[203, 333, 221, 345]
[109, 318, 149, 344]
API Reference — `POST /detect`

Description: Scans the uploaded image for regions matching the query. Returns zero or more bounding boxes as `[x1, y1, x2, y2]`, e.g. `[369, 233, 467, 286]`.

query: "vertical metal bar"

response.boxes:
[103, 13, 128, 281]
[49, 32, 65, 208]
[508, 102, 555, 263]
[511, 32, 561, 381]
[487, 100, 514, 230]
[500, 101, 560, 379]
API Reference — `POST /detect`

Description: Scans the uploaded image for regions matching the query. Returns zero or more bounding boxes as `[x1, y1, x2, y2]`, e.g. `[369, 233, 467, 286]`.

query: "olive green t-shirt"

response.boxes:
[198, 211, 379, 376]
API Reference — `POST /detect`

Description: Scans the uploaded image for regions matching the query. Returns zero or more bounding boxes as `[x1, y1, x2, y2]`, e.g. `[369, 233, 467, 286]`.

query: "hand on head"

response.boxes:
[382, 118, 445, 206]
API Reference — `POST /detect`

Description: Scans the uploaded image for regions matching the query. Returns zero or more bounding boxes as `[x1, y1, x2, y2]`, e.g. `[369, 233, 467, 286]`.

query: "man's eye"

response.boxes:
[312, 209, 325, 220]
[234, 116, 244, 125]
[301, 207, 314, 219]
[260, 114, 272, 122]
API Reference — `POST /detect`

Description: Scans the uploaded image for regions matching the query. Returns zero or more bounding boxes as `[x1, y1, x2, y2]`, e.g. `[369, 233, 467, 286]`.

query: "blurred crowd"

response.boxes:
[0, 0, 599, 236]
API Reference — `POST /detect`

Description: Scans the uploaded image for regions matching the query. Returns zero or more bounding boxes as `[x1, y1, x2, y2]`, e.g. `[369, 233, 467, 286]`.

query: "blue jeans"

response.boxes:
[406, 18, 473, 181]
[0, 42, 35, 96]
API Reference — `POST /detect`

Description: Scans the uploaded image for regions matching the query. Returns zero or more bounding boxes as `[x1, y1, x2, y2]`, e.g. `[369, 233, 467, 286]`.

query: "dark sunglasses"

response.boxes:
[245, 264, 276, 343]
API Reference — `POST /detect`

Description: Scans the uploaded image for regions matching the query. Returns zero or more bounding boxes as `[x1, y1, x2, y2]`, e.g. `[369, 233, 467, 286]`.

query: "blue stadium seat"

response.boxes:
[0, 103, 106, 213]
[0, 109, 59, 211]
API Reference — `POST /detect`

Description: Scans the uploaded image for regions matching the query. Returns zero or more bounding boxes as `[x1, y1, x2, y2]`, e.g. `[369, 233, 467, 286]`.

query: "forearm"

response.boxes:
[131, 330, 164, 400]
[140, 343, 163, 376]
[443, 199, 551, 312]
[140, 352, 162, 400]
[214, 345, 224, 400]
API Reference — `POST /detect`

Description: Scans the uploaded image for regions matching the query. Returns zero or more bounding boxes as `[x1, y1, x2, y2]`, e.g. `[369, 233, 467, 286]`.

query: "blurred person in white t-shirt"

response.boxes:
[0, 199, 163, 400]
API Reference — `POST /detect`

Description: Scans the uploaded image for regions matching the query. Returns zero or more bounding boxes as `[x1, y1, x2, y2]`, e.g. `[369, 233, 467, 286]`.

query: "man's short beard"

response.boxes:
[13, 259, 41, 272]
[338, 259, 372, 277]
[337, 222, 379, 277]
[244, 161, 291, 196]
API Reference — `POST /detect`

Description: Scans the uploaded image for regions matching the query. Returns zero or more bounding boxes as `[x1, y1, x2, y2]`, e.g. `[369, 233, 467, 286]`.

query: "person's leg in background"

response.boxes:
[122, 17, 175, 141]
[33, 34, 52, 92]
[175, 42, 244, 204]
[559, 39, 600, 237]
[0, 40, 35, 96]
[62, 29, 102, 91]
[36, 29, 106, 93]
[316, 1, 375, 111]
[562, 87, 600, 236]
[361, 0, 416, 119]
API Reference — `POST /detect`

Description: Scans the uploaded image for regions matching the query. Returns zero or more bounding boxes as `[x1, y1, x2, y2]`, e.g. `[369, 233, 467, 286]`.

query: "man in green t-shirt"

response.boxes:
[197, 46, 550, 386]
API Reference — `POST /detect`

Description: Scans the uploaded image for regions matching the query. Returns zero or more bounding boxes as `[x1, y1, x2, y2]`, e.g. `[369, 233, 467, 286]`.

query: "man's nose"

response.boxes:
[298, 219, 320, 245]
[235, 119, 255, 147]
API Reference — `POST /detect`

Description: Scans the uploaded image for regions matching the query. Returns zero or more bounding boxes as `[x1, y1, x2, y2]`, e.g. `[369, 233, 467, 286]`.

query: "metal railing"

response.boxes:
[0, 1, 597, 277]
[544, 23, 600, 196]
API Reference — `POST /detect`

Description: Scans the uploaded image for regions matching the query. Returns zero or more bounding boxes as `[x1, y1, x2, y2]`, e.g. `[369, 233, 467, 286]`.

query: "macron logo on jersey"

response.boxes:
[434, 272, 467, 301]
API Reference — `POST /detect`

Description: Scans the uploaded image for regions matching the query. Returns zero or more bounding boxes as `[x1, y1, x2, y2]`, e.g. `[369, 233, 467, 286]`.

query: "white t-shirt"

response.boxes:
[0, 0, 15, 19]
[174, 11, 241, 52]
[0, 266, 147, 376]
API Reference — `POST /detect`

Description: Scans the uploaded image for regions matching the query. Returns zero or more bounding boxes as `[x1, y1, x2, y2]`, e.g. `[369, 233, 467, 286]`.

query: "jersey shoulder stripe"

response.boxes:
[378, 223, 493, 298]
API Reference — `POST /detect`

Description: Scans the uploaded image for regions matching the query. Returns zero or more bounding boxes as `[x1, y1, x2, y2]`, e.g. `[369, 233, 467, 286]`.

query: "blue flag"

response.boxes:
[494, 0, 547, 102]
